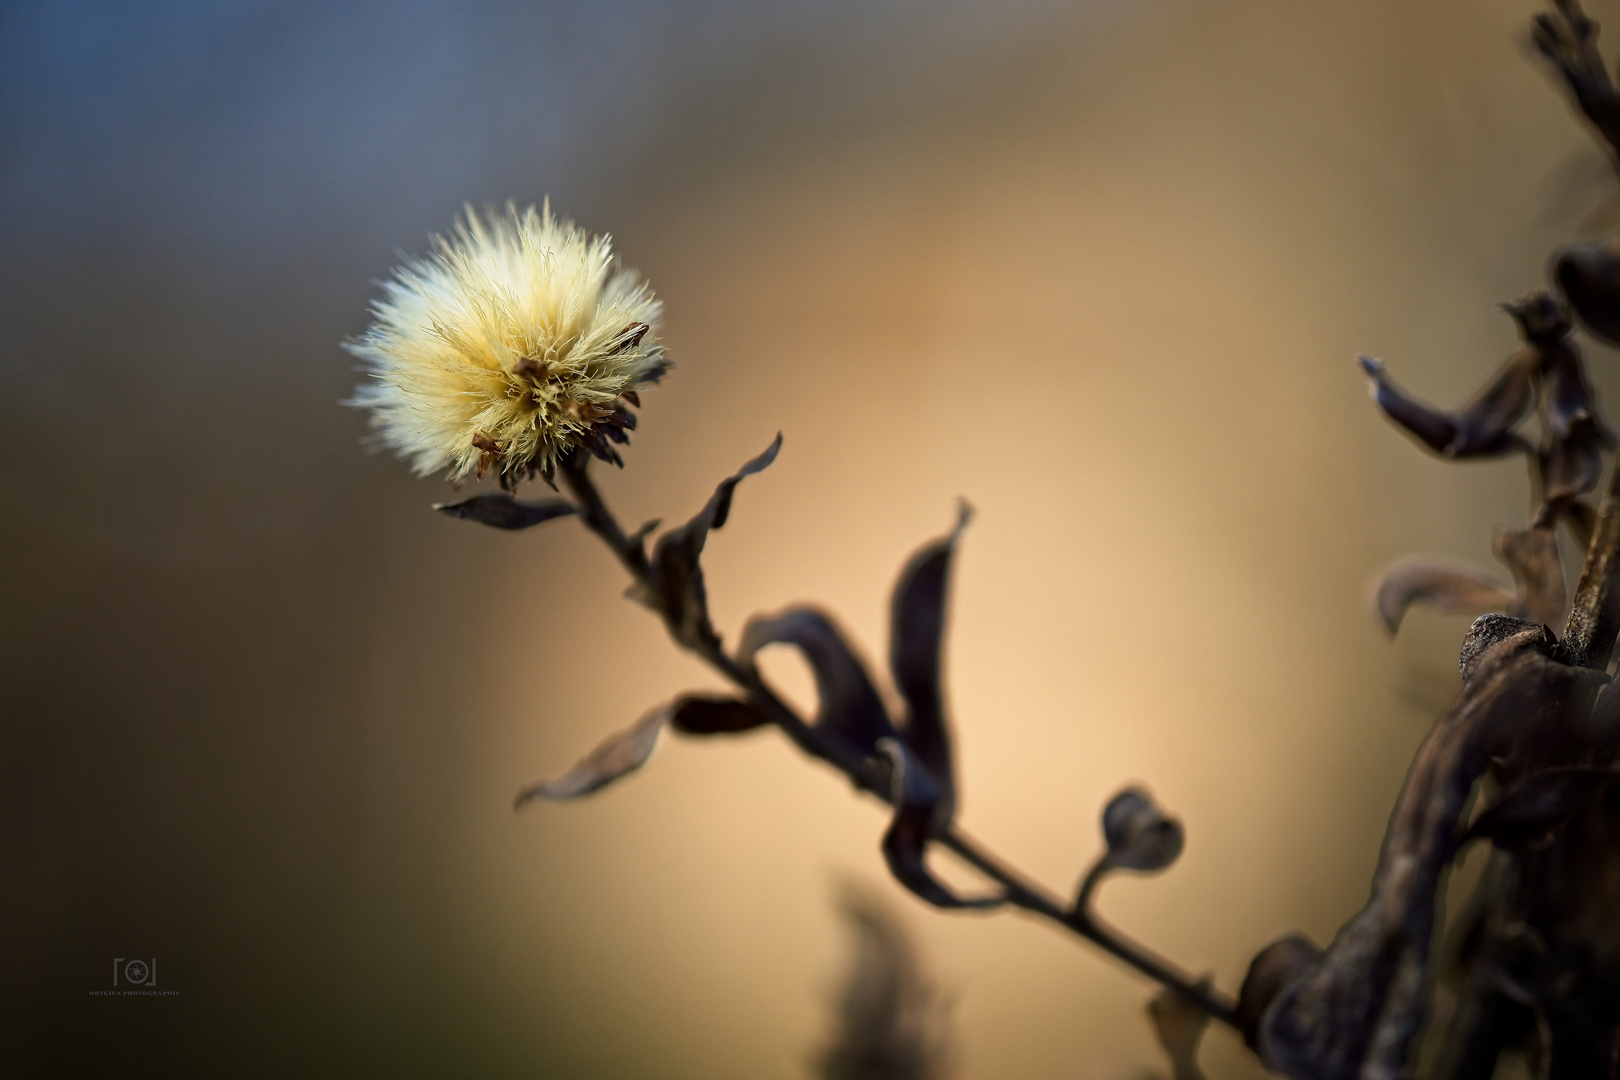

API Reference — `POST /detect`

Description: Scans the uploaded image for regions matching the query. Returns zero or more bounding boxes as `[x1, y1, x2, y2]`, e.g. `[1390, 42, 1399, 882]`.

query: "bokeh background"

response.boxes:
[4, 0, 1618, 1076]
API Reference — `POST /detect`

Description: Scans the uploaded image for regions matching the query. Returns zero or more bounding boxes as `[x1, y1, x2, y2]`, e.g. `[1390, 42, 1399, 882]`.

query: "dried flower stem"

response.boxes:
[559, 455, 1239, 1028]
[1563, 459, 1620, 667]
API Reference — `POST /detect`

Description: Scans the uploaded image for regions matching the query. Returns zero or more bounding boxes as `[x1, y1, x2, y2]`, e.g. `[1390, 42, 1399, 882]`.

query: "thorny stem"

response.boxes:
[559, 456, 1240, 1030]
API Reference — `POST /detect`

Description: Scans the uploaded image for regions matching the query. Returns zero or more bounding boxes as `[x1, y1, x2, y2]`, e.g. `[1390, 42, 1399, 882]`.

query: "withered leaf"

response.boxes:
[647, 434, 782, 647]
[738, 607, 895, 760]
[514, 704, 669, 806]
[1359, 353, 1534, 460]
[1540, 414, 1611, 505]
[888, 501, 972, 820]
[1235, 935, 1322, 1052]
[876, 738, 1004, 911]
[1259, 636, 1606, 1080]
[1554, 237, 1620, 346]
[1148, 983, 1213, 1080]
[1459, 766, 1618, 852]
[667, 694, 770, 735]
[1531, 6, 1620, 159]
[1539, 338, 1605, 438]
[1501, 290, 1571, 348]
[1371, 558, 1516, 635]
[1493, 526, 1568, 629]
[1534, 313, 1610, 510]
[1100, 786, 1184, 874]
[1562, 498, 1598, 555]
[1580, 677, 1620, 761]
[434, 493, 578, 530]
[512, 694, 773, 807]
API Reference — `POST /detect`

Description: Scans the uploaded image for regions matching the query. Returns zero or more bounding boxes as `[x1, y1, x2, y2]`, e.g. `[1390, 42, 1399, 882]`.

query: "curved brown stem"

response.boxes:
[559, 454, 1239, 1029]
[1564, 457, 1620, 668]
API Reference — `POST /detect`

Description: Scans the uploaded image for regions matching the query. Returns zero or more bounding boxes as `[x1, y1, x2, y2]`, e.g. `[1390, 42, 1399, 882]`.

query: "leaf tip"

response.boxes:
[952, 498, 974, 536]
[755, 431, 785, 471]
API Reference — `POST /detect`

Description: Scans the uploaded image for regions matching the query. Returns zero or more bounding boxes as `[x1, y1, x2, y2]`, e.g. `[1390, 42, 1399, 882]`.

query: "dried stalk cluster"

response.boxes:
[355, 2, 1620, 1075]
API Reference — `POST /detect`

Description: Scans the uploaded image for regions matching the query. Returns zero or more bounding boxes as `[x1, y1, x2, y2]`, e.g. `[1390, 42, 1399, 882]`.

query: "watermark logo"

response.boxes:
[116, 958, 155, 987]
[90, 957, 179, 997]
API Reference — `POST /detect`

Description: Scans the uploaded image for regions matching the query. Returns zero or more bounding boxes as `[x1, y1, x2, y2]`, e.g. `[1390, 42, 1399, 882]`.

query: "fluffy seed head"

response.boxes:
[346, 202, 668, 485]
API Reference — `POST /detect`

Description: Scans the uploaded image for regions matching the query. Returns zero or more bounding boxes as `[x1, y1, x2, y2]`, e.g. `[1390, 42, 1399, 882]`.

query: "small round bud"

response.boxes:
[1101, 786, 1184, 873]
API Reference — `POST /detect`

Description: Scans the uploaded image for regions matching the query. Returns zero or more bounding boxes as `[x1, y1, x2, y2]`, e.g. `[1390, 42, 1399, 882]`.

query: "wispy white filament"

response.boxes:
[346, 201, 665, 481]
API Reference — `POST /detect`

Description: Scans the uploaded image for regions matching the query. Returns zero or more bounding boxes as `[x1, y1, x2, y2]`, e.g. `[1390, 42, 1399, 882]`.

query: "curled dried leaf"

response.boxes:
[1502, 290, 1573, 347]
[514, 705, 669, 806]
[512, 693, 772, 807]
[1562, 497, 1598, 556]
[1539, 336, 1605, 437]
[1554, 236, 1620, 345]
[1235, 935, 1322, 1053]
[1534, 314, 1612, 510]
[739, 607, 895, 760]
[1493, 527, 1569, 629]
[433, 493, 577, 530]
[1359, 353, 1533, 460]
[646, 434, 782, 647]
[1371, 558, 1515, 635]
[1260, 628, 1607, 1080]
[1459, 766, 1618, 852]
[667, 694, 771, 735]
[1540, 415, 1611, 508]
[1532, 0, 1620, 164]
[876, 739, 1004, 911]
[1580, 677, 1620, 761]
[888, 501, 972, 821]
[1100, 786, 1185, 874]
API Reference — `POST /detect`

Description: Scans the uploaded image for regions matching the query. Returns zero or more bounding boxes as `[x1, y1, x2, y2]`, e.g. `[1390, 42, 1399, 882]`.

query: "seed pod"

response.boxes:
[1101, 786, 1185, 873]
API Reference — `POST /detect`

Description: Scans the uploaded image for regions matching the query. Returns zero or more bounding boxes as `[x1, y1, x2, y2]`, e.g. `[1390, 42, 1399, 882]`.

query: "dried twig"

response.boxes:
[557, 449, 1239, 1027]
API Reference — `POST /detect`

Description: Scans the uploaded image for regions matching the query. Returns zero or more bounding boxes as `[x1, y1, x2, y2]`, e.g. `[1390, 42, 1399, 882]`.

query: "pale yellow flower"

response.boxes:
[346, 201, 668, 486]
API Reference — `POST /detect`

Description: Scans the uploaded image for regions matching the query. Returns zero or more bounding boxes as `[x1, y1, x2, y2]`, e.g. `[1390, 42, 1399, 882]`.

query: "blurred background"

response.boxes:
[4, 0, 1617, 1076]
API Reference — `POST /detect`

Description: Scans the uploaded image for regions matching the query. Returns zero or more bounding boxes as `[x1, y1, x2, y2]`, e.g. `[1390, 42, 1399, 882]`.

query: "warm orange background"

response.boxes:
[4, 1, 1615, 1076]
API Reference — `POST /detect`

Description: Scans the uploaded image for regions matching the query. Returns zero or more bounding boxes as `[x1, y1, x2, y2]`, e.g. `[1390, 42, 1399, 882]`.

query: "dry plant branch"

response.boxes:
[348, 4, 1620, 1075]
[555, 449, 1239, 1028]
